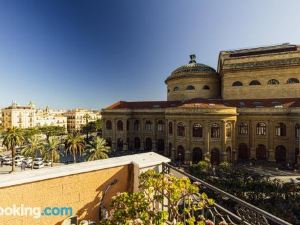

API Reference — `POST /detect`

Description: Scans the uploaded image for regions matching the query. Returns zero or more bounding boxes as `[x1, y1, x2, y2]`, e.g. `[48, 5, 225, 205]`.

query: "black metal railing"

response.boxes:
[162, 163, 292, 225]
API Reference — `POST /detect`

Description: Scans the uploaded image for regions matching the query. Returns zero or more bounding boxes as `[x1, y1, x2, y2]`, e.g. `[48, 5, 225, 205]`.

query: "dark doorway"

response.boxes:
[211, 148, 220, 165]
[256, 144, 267, 160]
[177, 145, 185, 163]
[238, 143, 249, 161]
[145, 138, 152, 151]
[275, 145, 286, 164]
[192, 148, 202, 164]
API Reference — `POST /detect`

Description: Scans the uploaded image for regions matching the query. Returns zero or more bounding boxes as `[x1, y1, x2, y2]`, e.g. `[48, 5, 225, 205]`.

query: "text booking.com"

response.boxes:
[0, 204, 73, 219]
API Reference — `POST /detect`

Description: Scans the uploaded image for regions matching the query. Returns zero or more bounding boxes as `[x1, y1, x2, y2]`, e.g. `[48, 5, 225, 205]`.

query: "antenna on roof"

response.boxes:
[189, 54, 196, 63]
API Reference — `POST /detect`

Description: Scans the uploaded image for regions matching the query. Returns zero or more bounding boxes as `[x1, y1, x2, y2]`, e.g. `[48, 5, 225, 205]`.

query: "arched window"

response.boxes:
[145, 120, 152, 131]
[134, 120, 140, 131]
[275, 123, 286, 136]
[211, 123, 220, 138]
[287, 78, 300, 84]
[238, 122, 248, 135]
[117, 120, 123, 131]
[177, 122, 185, 137]
[173, 86, 179, 91]
[134, 137, 140, 150]
[157, 120, 164, 132]
[295, 124, 300, 138]
[226, 123, 232, 138]
[203, 85, 210, 90]
[232, 81, 243, 86]
[106, 120, 112, 130]
[256, 122, 266, 135]
[192, 123, 203, 138]
[186, 85, 195, 90]
[192, 148, 203, 164]
[267, 79, 279, 85]
[168, 122, 173, 135]
[249, 80, 261, 85]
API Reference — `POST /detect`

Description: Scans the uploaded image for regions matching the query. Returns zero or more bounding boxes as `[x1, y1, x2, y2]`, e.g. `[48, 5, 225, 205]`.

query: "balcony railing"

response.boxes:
[162, 163, 292, 225]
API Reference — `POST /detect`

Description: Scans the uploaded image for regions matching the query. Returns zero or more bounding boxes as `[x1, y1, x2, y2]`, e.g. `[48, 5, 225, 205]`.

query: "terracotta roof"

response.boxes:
[105, 98, 300, 110]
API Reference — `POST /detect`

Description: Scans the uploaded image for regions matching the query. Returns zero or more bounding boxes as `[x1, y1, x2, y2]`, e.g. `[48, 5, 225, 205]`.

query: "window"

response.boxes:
[167, 89, 170, 93]
[238, 122, 248, 135]
[211, 123, 220, 138]
[134, 120, 140, 131]
[192, 123, 203, 138]
[203, 85, 210, 90]
[256, 122, 266, 135]
[117, 138, 123, 150]
[287, 78, 300, 84]
[173, 87, 179, 91]
[267, 79, 279, 85]
[275, 123, 286, 136]
[106, 120, 112, 130]
[249, 80, 261, 85]
[296, 124, 300, 138]
[177, 122, 185, 137]
[157, 120, 164, 132]
[145, 120, 152, 131]
[232, 81, 243, 86]
[168, 122, 173, 135]
[226, 123, 232, 138]
[186, 85, 195, 90]
[117, 120, 123, 131]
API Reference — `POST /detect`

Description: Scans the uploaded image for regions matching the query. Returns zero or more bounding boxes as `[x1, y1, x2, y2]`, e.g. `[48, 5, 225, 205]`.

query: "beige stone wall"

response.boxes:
[167, 76, 220, 101]
[222, 67, 300, 99]
[0, 165, 131, 225]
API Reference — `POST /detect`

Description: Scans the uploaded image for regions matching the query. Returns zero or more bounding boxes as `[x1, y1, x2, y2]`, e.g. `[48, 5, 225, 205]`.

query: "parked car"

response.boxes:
[44, 160, 52, 166]
[33, 158, 44, 169]
[3, 157, 12, 165]
[0, 155, 8, 161]
[15, 155, 25, 166]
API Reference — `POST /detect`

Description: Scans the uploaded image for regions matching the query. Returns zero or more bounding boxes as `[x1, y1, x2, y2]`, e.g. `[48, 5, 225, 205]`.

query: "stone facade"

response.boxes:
[102, 44, 300, 165]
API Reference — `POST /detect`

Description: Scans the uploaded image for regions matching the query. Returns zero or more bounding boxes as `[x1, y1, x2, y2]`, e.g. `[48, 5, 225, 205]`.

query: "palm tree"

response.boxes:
[64, 133, 85, 163]
[86, 137, 110, 161]
[42, 137, 61, 167]
[22, 135, 44, 169]
[2, 127, 24, 172]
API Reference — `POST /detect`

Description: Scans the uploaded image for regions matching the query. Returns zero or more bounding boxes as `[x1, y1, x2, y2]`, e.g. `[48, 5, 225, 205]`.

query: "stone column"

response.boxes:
[250, 120, 256, 159]
[268, 120, 275, 162]
[232, 120, 237, 161]
[123, 119, 128, 151]
[204, 121, 210, 162]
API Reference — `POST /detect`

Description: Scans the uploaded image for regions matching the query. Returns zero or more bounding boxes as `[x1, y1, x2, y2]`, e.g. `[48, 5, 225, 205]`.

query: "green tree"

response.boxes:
[42, 137, 61, 167]
[22, 135, 44, 169]
[81, 119, 102, 140]
[22, 128, 41, 143]
[2, 127, 24, 172]
[85, 137, 110, 161]
[100, 170, 215, 225]
[39, 126, 65, 141]
[64, 133, 85, 163]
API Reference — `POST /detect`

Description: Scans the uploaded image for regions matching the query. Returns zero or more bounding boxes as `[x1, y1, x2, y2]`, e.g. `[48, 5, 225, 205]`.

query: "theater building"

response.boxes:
[102, 43, 300, 165]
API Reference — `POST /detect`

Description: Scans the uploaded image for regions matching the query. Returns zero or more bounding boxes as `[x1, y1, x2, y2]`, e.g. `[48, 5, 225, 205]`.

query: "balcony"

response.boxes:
[0, 153, 292, 225]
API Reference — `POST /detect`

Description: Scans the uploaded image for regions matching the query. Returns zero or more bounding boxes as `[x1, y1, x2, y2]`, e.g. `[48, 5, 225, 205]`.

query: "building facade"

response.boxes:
[102, 43, 300, 165]
[64, 109, 101, 133]
[2, 102, 68, 130]
[2, 101, 36, 129]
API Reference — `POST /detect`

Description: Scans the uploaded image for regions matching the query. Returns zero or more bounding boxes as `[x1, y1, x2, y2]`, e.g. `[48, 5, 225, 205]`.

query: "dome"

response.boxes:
[165, 55, 216, 83]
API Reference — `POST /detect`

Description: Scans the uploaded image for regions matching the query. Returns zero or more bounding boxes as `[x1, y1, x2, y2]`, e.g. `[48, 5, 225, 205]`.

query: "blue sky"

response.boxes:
[0, 0, 300, 109]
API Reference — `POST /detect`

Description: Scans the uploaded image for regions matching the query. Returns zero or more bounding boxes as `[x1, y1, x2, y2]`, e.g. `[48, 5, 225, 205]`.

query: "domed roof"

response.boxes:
[165, 55, 216, 83]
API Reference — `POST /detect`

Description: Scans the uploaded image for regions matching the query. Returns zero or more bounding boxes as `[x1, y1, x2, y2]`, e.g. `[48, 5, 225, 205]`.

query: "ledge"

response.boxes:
[0, 152, 170, 188]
